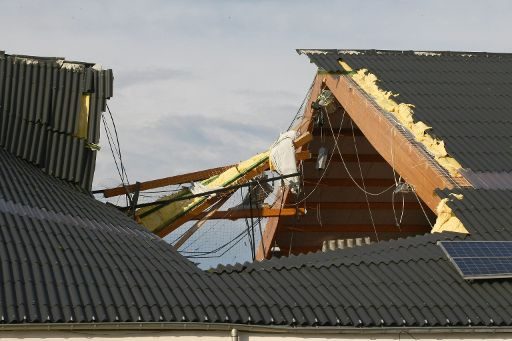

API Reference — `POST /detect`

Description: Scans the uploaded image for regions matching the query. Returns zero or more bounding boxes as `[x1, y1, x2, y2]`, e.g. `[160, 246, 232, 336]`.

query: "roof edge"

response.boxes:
[2, 322, 512, 334]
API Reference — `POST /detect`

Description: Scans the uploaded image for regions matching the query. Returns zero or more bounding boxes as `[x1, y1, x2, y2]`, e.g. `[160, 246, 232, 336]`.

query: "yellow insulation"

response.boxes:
[431, 193, 468, 234]
[339, 61, 462, 177]
[138, 151, 270, 233]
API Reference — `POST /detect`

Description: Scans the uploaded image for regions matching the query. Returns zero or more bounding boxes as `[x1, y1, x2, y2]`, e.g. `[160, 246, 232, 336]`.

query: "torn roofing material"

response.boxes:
[3, 48, 512, 330]
[436, 188, 512, 241]
[298, 49, 512, 175]
[0, 51, 113, 190]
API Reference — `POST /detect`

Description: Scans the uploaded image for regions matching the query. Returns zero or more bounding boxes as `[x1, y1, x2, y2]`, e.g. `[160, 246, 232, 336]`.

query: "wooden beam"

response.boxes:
[303, 178, 395, 187]
[312, 128, 363, 137]
[100, 164, 234, 198]
[282, 224, 431, 234]
[323, 74, 456, 211]
[258, 73, 324, 261]
[189, 207, 304, 220]
[304, 153, 385, 163]
[256, 188, 289, 261]
[295, 151, 312, 161]
[293, 132, 313, 148]
[100, 131, 313, 199]
[304, 201, 423, 210]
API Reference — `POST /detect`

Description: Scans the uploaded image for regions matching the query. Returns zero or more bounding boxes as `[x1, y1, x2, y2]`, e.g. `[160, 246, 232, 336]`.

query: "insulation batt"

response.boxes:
[348, 67, 462, 177]
[431, 193, 468, 234]
[269, 131, 300, 193]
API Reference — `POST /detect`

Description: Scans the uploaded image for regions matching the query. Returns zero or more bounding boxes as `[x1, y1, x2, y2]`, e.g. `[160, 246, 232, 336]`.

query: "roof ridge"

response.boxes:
[298, 49, 512, 58]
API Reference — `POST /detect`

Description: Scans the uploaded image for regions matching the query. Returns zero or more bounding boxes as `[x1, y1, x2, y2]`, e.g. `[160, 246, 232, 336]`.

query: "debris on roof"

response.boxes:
[432, 193, 467, 234]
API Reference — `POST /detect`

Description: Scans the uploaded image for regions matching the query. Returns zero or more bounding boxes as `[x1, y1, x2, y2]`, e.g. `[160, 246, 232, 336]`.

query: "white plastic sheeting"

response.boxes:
[269, 131, 300, 193]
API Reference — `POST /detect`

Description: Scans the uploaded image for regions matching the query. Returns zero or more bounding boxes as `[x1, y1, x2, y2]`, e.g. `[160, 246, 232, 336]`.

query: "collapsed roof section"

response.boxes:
[0, 51, 113, 190]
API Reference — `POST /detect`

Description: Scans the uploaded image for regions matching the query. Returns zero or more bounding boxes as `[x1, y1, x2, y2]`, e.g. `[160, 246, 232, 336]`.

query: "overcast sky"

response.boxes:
[2, 0, 511, 190]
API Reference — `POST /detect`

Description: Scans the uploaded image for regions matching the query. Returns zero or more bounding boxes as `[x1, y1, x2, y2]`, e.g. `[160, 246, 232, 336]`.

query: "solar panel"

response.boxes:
[438, 241, 512, 280]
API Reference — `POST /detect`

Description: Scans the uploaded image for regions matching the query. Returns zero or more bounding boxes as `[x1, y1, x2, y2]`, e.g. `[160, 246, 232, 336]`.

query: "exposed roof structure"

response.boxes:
[2, 49, 512, 334]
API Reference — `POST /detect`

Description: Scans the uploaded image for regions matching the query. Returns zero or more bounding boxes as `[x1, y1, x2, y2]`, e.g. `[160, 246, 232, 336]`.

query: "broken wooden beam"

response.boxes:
[189, 207, 305, 220]
[97, 164, 234, 198]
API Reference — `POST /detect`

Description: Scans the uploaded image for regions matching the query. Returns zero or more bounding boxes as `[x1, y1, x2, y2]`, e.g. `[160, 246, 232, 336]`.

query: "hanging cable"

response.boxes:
[287, 75, 316, 131]
[412, 188, 434, 228]
[106, 104, 130, 184]
[288, 109, 345, 206]
[325, 108, 395, 196]
[350, 120, 380, 242]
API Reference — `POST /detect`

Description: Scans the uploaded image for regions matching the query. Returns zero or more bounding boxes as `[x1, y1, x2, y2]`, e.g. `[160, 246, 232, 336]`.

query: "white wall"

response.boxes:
[1, 330, 512, 341]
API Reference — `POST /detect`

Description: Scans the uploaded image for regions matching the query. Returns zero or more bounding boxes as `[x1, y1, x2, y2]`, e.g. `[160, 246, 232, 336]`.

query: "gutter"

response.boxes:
[1, 322, 512, 335]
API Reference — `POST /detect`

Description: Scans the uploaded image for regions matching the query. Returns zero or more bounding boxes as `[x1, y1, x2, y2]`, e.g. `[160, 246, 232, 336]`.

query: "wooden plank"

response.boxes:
[258, 73, 324, 261]
[304, 153, 385, 163]
[189, 207, 304, 220]
[304, 201, 422, 210]
[324, 74, 454, 211]
[303, 178, 395, 187]
[293, 132, 313, 148]
[255, 188, 289, 261]
[295, 151, 312, 161]
[282, 224, 430, 234]
[312, 128, 363, 137]
[101, 164, 234, 198]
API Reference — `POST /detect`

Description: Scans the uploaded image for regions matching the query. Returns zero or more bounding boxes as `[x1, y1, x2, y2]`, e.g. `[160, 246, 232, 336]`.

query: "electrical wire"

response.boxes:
[287, 75, 316, 131]
[101, 115, 128, 191]
[413, 188, 434, 228]
[106, 104, 130, 184]
[325, 108, 395, 196]
[288, 109, 345, 206]
[350, 119, 379, 242]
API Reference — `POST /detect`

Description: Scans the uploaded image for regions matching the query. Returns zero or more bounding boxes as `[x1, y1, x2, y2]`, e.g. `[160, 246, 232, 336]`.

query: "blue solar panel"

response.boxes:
[438, 241, 512, 279]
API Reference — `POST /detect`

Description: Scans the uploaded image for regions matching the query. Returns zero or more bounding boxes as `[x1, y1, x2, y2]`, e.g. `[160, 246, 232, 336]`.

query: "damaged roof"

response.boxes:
[299, 49, 512, 175]
[2, 49, 512, 330]
[0, 51, 113, 190]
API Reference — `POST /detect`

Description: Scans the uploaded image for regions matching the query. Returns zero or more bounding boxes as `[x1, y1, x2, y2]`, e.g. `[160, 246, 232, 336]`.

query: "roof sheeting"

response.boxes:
[0, 52, 113, 190]
[0, 148, 233, 324]
[437, 188, 512, 240]
[299, 49, 512, 174]
[213, 231, 512, 327]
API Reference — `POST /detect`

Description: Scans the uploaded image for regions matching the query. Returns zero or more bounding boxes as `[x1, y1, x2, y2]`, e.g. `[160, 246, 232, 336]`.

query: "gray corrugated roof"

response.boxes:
[3, 49, 512, 330]
[299, 49, 512, 174]
[437, 188, 512, 241]
[0, 52, 113, 190]
[0, 148, 236, 324]
[213, 231, 512, 327]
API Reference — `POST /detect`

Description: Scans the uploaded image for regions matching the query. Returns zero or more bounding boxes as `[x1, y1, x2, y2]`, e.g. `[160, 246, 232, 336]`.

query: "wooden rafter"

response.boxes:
[304, 153, 385, 163]
[189, 207, 305, 220]
[256, 74, 324, 260]
[99, 165, 234, 198]
[302, 178, 395, 187]
[151, 132, 313, 238]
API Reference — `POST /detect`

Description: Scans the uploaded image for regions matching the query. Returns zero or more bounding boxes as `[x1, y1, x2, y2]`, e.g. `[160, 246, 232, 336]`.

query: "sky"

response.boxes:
[2, 0, 512, 189]
[1, 0, 511, 266]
